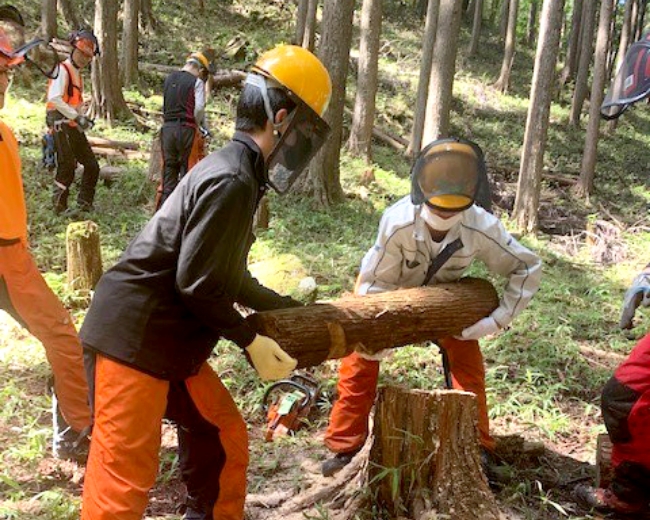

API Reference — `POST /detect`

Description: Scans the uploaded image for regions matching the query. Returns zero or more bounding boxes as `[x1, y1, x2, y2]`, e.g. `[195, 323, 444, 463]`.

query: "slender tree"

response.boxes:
[58, 0, 80, 30]
[559, 0, 584, 87]
[569, 0, 597, 126]
[468, 0, 484, 56]
[140, 0, 156, 30]
[408, 0, 440, 156]
[302, 0, 318, 51]
[294, 0, 309, 46]
[526, 0, 538, 47]
[304, 0, 355, 206]
[514, 0, 566, 232]
[499, 0, 510, 38]
[347, 0, 382, 161]
[635, 0, 646, 40]
[577, 0, 615, 196]
[122, 0, 139, 87]
[42, 0, 57, 41]
[422, 0, 463, 143]
[494, 0, 519, 92]
[90, 0, 132, 123]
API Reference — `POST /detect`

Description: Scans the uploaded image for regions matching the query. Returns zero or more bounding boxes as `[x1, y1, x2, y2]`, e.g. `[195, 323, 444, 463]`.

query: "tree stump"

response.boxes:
[246, 277, 499, 368]
[66, 221, 103, 292]
[596, 433, 614, 489]
[147, 131, 163, 183]
[371, 386, 501, 520]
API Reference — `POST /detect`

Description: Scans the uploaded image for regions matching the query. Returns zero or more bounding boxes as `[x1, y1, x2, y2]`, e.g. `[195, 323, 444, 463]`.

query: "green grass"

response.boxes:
[1, 0, 650, 518]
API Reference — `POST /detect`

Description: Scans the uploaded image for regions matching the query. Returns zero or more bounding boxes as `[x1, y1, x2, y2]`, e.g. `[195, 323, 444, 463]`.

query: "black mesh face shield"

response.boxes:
[266, 101, 331, 194]
[601, 33, 650, 120]
[19, 39, 60, 78]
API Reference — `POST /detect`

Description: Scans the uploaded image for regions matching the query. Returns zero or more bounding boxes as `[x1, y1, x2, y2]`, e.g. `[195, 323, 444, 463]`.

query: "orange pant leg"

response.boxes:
[185, 362, 248, 520]
[324, 351, 380, 454]
[82, 354, 169, 520]
[0, 242, 90, 432]
[439, 336, 495, 451]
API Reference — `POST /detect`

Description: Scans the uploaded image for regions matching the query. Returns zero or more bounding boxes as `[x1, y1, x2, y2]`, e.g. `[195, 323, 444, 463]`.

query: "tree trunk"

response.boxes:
[422, 0, 463, 143]
[42, 0, 57, 41]
[494, 0, 519, 92]
[606, 0, 633, 133]
[294, 0, 309, 46]
[347, 0, 382, 161]
[408, 0, 440, 156]
[468, 0, 484, 56]
[371, 387, 500, 520]
[489, 0, 501, 26]
[90, 0, 132, 124]
[576, 0, 614, 196]
[246, 278, 499, 368]
[569, 0, 597, 126]
[58, 0, 80, 30]
[499, 0, 510, 38]
[301, 0, 319, 50]
[635, 0, 646, 41]
[514, 0, 566, 233]
[122, 0, 140, 87]
[526, 0, 538, 47]
[303, 0, 354, 207]
[66, 221, 103, 292]
[559, 0, 584, 88]
[140, 0, 156, 30]
[253, 196, 270, 230]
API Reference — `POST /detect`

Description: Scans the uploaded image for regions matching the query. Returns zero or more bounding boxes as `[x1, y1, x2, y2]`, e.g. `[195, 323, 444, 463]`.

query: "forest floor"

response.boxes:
[2, 0, 650, 518]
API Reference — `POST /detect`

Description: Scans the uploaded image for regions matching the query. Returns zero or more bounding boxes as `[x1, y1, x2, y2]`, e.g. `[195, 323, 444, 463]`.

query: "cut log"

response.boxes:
[147, 132, 163, 182]
[370, 387, 501, 520]
[596, 433, 614, 489]
[87, 136, 140, 150]
[66, 221, 103, 292]
[344, 106, 408, 151]
[246, 278, 499, 368]
[139, 62, 246, 88]
[90, 147, 149, 160]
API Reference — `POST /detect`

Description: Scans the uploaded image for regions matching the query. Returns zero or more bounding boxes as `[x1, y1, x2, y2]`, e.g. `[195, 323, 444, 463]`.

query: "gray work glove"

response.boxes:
[619, 271, 650, 329]
[75, 114, 94, 131]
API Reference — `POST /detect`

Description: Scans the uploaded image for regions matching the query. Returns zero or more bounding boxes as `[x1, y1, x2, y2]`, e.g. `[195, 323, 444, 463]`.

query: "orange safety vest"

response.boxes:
[0, 119, 27, 242]
[46, 61, 83, 125]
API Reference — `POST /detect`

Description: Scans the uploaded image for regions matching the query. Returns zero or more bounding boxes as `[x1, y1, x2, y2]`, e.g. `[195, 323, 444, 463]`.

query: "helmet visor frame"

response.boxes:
[266, 98, 331, 195]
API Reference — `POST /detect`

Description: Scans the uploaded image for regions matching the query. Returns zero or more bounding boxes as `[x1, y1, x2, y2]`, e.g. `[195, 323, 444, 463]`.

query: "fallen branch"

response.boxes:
[343, 107, 407, 151]
[87, 136, 139, 151]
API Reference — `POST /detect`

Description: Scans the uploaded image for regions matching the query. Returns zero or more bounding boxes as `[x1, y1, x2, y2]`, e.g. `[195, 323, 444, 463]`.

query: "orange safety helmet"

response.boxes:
[70, 29, 99, 58]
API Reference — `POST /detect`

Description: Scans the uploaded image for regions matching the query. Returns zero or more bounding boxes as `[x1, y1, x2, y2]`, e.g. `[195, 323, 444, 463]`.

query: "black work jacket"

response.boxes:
[80, 133, 294, 380]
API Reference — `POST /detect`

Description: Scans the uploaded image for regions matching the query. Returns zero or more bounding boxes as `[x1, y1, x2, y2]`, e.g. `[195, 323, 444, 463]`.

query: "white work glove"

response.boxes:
[457, 316, 500, 341]
[245, 334, 297, 381]
[353, 342, 392, 361]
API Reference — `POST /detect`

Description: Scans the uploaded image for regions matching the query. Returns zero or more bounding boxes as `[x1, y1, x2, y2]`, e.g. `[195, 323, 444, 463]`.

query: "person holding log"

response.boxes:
[155, 48, 216, 210]
[322, 137, 542, 477]
[79, 45, 332, 519]
[0, 5, 91, 461]
[46, 29, 100, 216]
[575, 266, 650, 515]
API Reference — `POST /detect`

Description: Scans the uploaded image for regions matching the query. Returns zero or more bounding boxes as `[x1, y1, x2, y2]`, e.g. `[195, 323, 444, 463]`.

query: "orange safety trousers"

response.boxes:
[324, 336, 496, 453]
[82, 354, 248, 520]
[0, 241, 90, 432]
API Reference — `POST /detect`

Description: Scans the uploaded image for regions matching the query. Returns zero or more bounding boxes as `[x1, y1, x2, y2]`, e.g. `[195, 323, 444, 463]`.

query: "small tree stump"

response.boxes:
[246, 277, 499, 368]
[147, 131, 163, 183]
[596, 433, 614, 489]
[371, 387, 501, 520]
[66, 221, 103, 292]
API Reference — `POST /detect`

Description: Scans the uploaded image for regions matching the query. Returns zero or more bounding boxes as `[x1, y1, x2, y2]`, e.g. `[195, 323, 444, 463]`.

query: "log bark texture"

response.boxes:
[596, 432, 613, 489]
[66, 221, 103, 292]
[246, 277, 499, 368]
[370, 387, 501, 519]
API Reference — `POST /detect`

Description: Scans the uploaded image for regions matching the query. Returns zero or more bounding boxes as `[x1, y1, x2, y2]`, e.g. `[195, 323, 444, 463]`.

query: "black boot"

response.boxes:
[51, 387, 91, 463]
[52, 183, 69, 215]
[321, 449, 360, 477]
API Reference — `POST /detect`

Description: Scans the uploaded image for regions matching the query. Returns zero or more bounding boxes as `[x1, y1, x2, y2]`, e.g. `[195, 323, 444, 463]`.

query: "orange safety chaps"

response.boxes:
[82, 354, 248, 520]
[0, 241, 90, 432]
[324, 336, 496, 454]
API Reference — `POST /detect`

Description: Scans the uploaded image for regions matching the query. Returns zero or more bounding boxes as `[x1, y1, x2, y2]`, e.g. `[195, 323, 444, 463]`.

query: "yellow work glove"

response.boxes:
[245, 334, 297, 381]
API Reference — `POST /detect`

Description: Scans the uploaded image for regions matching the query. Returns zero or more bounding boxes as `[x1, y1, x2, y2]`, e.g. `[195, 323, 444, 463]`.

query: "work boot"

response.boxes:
[481, 448, 511, 486]
[182, 496, 211, 520]
[321, 449, 360, 477]
[53, 187, 69, 215]
[574, 484, 647, 516]
[52, 387, 91, 463]
[63, 202, 94, 219]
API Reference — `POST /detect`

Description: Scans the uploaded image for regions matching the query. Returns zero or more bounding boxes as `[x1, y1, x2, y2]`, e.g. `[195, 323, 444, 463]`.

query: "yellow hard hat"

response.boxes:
[252, 45, 331, 116]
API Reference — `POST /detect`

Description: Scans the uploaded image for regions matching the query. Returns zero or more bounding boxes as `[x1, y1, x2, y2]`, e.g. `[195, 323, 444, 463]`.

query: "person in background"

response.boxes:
[156, 48, 216, 210]
[576, 264, 650, 515]
[0, 4, 91, 461]
[46, 29, 100, 216]
[321, 138, 542, 478]
[79, 45, 332, 520]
